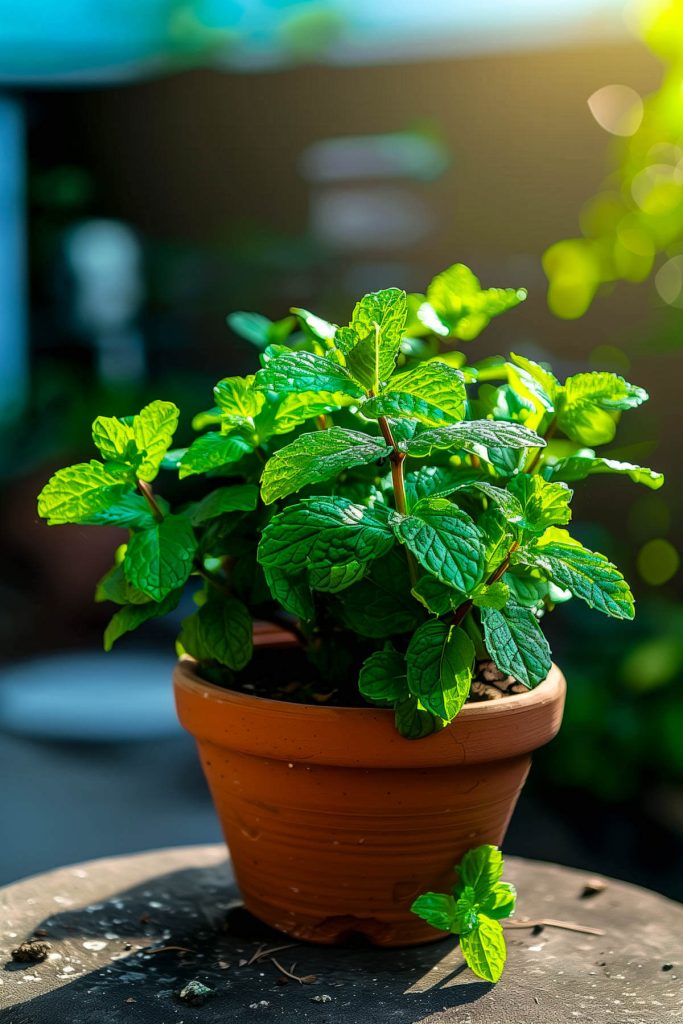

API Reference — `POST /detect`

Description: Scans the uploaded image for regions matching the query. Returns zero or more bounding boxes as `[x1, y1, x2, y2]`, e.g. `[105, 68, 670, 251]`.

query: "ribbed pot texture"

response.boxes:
[174, 655, 566, 947]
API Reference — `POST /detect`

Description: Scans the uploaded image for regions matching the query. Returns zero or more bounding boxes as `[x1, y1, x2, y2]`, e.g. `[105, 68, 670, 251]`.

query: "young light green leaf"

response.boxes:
[133, 401, 180, 482]
[479, 882, 517, 920]
[342, 288, 407, 388]
[263, 565, 314, 620]
[545, 453, 664, 491]
[178, 432, 254, 479]
[256, 391, 351, 438]
[85, 492, 168, 529]
[557, 373, 648, 446]
[480, 603, 552, 688]
[459, 916, 506, 983]
[92, 415, 135, 464]
[179, 595, 253, 671]
[410, 892, 459, 932]
[254, 350, 365, 399]
[401, 421, 544, 459]
[358, 645, 409, 707]
[214, 375, 264, 423]
[453, 886, 480, 936]
[187, 484, 258, 525]
[457, 844, 504, 899]
[361, 361, 467, 427]
[260, 427, 389, 504]
[394, 695, 445, 739]
[291, 306, 337, 344]
[507, 474, 573, 535]
[37, 461, 134, 526]
[406, 620, 474, 720]
[508, 352, 560, 408]
[472, 581, 510, 610]
[123, 514, 197, 602]
[520, 529, 635, 619]
[103, 590, 182, 651]
[258, 497, 394, 573]
[419, 264, 526, 341]
[392, 498, 484, 592]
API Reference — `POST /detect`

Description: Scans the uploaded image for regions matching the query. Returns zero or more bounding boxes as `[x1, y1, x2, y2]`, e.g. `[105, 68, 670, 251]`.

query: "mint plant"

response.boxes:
[37, 264, 662, 737]
[411, 845, 516, 983]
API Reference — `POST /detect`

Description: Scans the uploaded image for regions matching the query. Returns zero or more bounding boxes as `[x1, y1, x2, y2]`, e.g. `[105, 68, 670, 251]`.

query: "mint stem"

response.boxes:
[137, 479, 164, 523]
[377, 414, 418, 585]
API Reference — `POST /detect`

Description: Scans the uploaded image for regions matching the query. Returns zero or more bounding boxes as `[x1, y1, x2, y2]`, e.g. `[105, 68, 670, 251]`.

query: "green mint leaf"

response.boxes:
[457, 844, 504, 898]
[362, 361, 467, 427]
[404, 466, 464, 506]
[227, 311, 291, 348]
[96, 561, 153, 606]
[392, 498, 484, 592]
[479, 882, 517, 921]
[480, 603, 552, 688]
[179, 595, 253, 671]
[256, 391, 352, 438]
[133, 401, 180, 482]
[92, 415, 136, 464]
[103, 590, 182, 651]
[460, 916, 506, 983]
[214, 375, 265, 423]
[260, 427, 389, 504]
[192, 407, 223, 431]
[187, 484, 259, 526]
[37, 461, 134, 526]
[395, 695, 445, 739]
[263, 565, 314, 620]
[255, 350, 365, 399]
[508, 353, 560, 410]
[410, 892, 459, 932]
[472, 581, 510, 610]
[291, 306, 337, 344]
[520, 529, 635, 619]
[401, 421, 544, 459]
[406, 620, 474, 720]
[343, 288, 407, 389]
[545, 453, 664, 491]
[309, 561, 367, 593]
[507, 474, 573, 536]
[258, 497, 394, 573]
[411, 574, 463, 615]
[358, 645, 409, 707]
[338, 550, 424, 639]
[84, 492, 168, 529]
[453, 480, 525, 525]
[557, 373, 648, 447]
[178, 432, 254, 479]
[454, 886, 480, 936]
[479, 508, 515, 574]
[123, 514, 197, 602]
[419, 264, 526, 341]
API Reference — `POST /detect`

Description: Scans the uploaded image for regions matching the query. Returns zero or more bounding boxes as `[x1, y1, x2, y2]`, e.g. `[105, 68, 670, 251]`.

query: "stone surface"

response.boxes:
[0, 845, 681, 1023]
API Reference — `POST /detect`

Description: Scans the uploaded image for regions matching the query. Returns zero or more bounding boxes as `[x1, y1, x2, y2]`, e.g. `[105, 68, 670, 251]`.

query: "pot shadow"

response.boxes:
[2, 859, 493, 1023]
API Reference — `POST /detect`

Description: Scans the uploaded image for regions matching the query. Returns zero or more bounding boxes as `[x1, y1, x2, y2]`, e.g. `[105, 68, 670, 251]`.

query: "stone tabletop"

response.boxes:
[0, 845, 681, 1024]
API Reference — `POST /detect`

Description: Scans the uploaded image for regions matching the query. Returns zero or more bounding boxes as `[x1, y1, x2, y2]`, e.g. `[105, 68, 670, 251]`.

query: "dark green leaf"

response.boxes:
[338, 550, 424, 638]
[392, 498, 484, 592]
[401, 421, 544, 459]
[103, 590, 182, 651]
[410, 892, 459, 932]
[395, 695, 445, 739]
[96, 561, 152, 606]
[263, 564, 314, 620]
[85, 492, 168, 529]
[188, 485, 259, 525]
[123, 514, 197, 602]
[178, 432, 254, 479]
[411, 574, 462, 615]
[179, 595, 253, 670]
[406, 620, 474, 720]
[480, 603, 552, 688]
[358, 645, 408, 707]
[404, 466, 464, 506]
[309, 561, 367, 592]
[255, 350, 365, 399]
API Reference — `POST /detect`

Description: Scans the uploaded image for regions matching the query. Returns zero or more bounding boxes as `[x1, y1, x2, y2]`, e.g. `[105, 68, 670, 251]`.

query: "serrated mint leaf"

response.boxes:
[411, 574, 462, 615]
[395, 695, 445, 739]
[342, 288, 407, 389]
[457, 845, 504, 901]
[460, 916, 506, 983]
[404, 466, 464, 506]
[85, 492, 168, 529]
[479, 508, 515, 574]
[291, 306, 337, 344]
[454, 480, 525, 525]
[133, 401, 180, 482]
[255, 350, 365, 399]
[472, 581, 510, 610]
[92, 415, 136, 464]
[406, 620, 474, 720]
[508, 353, 559, 412]
[96, 562, 152, 606]
[258, 497, 394, 573]
[480, 603, 551, 688]
[309, 561, 367, 593]
[255, 391, 352, 439]
[545, 453, 664, 491]
[358, 645, 408, 707]
[263, 565, 314, 620]
[419, 264, 526, 341]
[392, 498, 484, 592]
[362, 361, 466, 427]
[564, 371, 648, 412]
[123, 514, 197, 602]
[214, 375, 264, 424]
[178, 432, 254, 479]
[260, 427, 389, 504]
[37, 461, 134, 526]
[507, 474, 572, 536]
[179, 595, 252, 670]
[188, 484, 258, 525]
[410, 892, 458, 932]
[338, 550, 423, 639]
[103, 590, 182, 651]
[479, 882, 517, 920]
[401, 420, 544, 459]
[520, 529, 635, 619]
[454, 886, 480, 936]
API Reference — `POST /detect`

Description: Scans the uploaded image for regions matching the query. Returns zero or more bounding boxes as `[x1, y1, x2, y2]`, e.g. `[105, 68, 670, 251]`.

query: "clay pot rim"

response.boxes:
[175, 653, 564, 721]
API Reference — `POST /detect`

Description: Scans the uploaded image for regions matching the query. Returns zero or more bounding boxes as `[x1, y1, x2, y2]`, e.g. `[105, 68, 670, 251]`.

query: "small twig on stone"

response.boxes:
[246, 942, 298, 966]
[269, 956, 316, 984]
[145, 944, 195, 955]
[504, 918, 605, 936]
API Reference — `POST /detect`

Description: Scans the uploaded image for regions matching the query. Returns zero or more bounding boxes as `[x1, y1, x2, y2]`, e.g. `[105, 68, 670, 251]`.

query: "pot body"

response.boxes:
[174, 657, 565, 947]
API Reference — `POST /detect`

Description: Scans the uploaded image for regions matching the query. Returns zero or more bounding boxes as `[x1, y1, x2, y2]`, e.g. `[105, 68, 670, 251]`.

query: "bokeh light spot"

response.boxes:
[655, 254, 683, 307]
[587, 84, 644, 137]
[636, 538, 680, 586]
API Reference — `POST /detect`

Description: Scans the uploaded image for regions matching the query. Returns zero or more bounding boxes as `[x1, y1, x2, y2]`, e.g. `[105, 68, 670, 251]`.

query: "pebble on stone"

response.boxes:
[10, 941, 51, 963]
[178, 980, 214, 1006]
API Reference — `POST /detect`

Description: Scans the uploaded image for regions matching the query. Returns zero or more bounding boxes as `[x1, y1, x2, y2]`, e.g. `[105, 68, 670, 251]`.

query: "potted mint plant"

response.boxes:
[37, 264, 660, 954]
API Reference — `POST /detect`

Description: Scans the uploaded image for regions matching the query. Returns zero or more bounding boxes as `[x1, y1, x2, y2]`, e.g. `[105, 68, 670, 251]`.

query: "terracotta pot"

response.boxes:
[174, 654, 565, 947]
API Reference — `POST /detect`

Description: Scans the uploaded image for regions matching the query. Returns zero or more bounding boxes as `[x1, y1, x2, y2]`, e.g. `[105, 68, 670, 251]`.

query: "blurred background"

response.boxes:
[0, 0, 681, 900]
